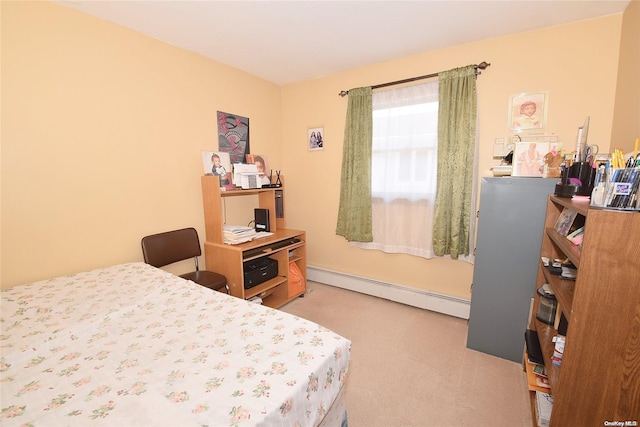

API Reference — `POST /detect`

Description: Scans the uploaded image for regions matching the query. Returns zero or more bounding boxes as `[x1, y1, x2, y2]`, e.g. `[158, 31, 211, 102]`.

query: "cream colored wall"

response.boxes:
[1, 1, 282, 288]
[1, 2, 631, 300]
[281, 15, 623, 299]
[611, 0, 640, 152]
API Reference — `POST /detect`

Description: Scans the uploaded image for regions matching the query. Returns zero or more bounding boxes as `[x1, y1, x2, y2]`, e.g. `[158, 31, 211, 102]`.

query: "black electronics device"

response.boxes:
[254, 208, 270, 232]
[243, 257, 277, 289]
[275, 190, 284, 218]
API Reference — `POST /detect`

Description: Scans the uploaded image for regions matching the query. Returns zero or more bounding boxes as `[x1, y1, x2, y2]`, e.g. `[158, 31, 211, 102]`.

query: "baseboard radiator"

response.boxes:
[306, 266, 470, 319]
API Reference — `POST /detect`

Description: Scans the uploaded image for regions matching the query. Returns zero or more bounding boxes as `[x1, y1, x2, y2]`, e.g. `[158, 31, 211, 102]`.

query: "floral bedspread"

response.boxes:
[0, 263, 351, 426]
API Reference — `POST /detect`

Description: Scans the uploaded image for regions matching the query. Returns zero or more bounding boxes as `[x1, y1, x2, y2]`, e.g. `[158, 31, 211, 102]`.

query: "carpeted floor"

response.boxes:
[281, 281, 533, 427]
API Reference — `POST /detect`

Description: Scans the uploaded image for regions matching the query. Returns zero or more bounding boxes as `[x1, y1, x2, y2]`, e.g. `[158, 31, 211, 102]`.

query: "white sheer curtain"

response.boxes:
[351, 81, 439, 258]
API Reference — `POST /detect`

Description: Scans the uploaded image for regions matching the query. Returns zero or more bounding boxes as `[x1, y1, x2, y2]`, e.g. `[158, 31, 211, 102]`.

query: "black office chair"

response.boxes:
[141, 227, 229, 294]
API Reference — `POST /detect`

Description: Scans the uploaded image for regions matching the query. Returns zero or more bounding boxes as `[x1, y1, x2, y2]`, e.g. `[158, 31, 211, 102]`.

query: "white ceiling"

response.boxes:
[54, 0, 631, 86]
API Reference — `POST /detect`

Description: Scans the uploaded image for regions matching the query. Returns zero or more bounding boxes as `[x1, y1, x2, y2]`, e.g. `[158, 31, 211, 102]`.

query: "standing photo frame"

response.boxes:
[201, 150, 233, 188]
[512, 141, 550, 177]
[246, 154, 272, 186]
[508, 92, 548, 132]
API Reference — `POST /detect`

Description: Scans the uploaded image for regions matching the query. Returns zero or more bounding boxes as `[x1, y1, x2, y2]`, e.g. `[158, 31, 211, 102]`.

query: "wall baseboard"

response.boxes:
[306, 266, 470, 319]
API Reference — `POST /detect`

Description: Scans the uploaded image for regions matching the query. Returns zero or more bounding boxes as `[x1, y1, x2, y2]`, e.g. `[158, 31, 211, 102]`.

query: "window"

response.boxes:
[352, 81, 440, 258]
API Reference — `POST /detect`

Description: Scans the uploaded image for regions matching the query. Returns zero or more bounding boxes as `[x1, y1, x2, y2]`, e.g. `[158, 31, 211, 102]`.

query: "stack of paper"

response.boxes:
[223, 225, 256, 245]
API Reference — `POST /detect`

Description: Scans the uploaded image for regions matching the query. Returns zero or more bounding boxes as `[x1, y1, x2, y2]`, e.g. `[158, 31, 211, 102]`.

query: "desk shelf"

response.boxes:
[201, 176, 306, 308]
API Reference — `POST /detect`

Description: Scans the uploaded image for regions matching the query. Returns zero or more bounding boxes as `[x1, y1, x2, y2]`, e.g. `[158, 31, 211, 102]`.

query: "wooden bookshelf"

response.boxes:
[526, 195, 640, 425]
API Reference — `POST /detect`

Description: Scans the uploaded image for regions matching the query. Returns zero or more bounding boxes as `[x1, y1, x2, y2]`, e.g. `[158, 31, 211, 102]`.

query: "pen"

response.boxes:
[626, 155, 635, 168]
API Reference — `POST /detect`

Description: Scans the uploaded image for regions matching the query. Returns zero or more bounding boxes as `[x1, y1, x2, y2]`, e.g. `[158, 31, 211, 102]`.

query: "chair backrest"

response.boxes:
[141, 228, 202, 268]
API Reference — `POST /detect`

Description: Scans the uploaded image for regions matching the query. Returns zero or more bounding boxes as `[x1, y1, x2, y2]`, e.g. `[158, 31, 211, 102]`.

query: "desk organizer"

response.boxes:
[590, 167, 640, 211]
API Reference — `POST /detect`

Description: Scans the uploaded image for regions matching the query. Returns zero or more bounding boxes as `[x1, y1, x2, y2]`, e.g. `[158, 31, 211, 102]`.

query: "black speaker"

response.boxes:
[254, 208, 270, 232]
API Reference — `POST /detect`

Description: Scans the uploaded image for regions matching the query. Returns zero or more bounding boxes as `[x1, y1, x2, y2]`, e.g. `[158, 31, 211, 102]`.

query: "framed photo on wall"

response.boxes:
[508, 92, 548, 132]
[308, 126, 324, 151]
[217, 111, 250, 164]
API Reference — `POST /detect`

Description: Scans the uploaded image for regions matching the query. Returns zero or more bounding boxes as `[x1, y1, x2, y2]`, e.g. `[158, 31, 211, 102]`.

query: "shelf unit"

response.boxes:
[201, 175, 306, 308]
[526, 195, 640, 426]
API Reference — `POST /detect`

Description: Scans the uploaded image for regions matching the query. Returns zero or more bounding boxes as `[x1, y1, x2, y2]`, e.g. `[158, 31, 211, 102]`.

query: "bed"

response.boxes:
[0, 262, 351, 426]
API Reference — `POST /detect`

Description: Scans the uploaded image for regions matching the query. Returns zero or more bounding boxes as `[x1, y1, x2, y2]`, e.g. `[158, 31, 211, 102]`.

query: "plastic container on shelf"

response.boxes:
[536, 286, 557, 325]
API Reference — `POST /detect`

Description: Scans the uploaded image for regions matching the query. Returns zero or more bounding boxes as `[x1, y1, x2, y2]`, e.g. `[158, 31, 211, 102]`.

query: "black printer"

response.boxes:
[243, 257, 278, 289]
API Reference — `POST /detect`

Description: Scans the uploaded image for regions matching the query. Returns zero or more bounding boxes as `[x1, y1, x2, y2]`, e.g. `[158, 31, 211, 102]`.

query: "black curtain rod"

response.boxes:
[338, 61, 491, 97]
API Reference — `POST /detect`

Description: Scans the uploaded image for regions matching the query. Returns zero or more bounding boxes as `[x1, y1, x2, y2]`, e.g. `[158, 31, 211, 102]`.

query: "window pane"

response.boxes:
[372, 92, 438, 200]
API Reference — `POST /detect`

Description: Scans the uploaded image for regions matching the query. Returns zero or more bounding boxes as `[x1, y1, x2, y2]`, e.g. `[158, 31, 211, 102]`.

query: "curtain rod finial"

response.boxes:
[474, 61, 491, 78]
[339, 90, 349, 97]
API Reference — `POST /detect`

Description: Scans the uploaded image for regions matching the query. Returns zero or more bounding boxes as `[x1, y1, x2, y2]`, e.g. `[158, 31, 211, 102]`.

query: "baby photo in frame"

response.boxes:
[509, 92, 548, 132]
[202, 150, 233, 187]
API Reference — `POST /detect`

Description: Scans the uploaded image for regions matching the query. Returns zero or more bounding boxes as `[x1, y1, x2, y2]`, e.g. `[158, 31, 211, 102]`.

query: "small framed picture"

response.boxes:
[512, 141, 550, 177]
[508, 92, 548, 132]
[308, 126, 324, 151]
[202, 150, 233, 187]
[554, 207, 577, 236]
[246, 154, 272, 186]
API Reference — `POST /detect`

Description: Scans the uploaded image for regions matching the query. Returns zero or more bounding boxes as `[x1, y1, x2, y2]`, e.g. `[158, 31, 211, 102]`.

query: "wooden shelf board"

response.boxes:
[546, 228, 581, 267]
[244, 276, 287, 300]
[549, 195, 590, 216]
[534, 320, 561, 392]
[540, 266, 574, 316]
[524, 354, 552, 393]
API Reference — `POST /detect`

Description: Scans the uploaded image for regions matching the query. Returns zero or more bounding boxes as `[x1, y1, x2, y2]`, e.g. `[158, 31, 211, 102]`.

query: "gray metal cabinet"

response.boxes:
[466, 177, 557, 362]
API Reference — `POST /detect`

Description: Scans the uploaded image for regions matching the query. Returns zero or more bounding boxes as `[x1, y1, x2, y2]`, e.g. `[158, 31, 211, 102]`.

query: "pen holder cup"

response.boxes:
[590, 167, 640, 211]
[554, 161, 596, 198]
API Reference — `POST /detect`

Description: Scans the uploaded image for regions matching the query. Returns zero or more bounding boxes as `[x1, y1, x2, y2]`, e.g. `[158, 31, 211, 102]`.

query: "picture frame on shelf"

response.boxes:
[202, 150, 233, 188]
[246, 154, 272, 186]
[512, 141, 550, 177]
[554, 207, 577, 236]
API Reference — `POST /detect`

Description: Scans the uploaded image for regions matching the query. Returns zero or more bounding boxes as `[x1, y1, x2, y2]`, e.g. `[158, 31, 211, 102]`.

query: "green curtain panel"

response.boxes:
[336, 87, 373, 242]
[432, 65, 477, 258]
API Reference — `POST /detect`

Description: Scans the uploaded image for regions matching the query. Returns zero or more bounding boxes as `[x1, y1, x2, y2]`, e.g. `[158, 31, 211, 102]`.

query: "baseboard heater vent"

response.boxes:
[306, 266, 470, 319]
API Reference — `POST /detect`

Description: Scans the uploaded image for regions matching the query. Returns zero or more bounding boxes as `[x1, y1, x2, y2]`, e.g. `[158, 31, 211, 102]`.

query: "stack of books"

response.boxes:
[223, 225, 256, 245]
